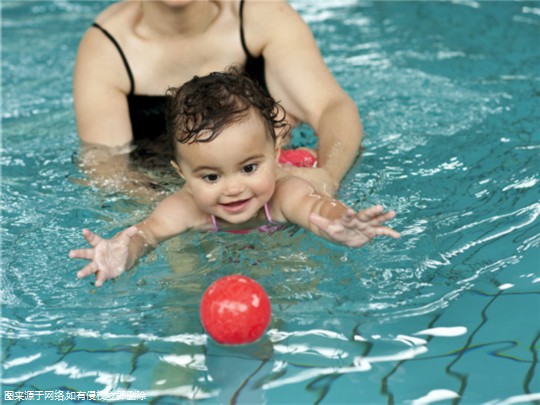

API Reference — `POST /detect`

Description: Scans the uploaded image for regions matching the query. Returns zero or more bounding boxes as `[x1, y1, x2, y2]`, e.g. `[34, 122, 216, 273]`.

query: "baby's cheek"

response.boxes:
[192, 189, 216, 208]
[262, 178, 277, 198]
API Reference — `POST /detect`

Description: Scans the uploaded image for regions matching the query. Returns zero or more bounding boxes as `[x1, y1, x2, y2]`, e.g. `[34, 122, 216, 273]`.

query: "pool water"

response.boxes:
[2, 1, 539, 403]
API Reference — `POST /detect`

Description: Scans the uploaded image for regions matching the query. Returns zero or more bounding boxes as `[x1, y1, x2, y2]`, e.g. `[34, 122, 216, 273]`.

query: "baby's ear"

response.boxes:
[274, 135, 284, 162]
[170, 160, 185, 179]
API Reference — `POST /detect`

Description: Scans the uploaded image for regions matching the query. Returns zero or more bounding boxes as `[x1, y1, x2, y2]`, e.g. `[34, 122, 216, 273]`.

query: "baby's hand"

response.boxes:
[309, 206, 400, 248]
[69, 226, 139, 287]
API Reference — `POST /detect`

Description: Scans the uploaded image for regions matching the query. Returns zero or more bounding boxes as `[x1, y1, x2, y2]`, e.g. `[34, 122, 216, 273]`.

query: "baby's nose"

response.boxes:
[224, 177, 245, 195]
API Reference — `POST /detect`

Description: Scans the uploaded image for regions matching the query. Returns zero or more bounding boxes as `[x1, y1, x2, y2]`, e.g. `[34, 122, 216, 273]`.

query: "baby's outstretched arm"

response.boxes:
[69, 188, 202, 286]
[309, 205, 400, 247]
[274, 177, 400, 247]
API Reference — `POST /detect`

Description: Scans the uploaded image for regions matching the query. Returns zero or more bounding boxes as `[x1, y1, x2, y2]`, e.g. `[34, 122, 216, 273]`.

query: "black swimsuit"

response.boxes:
[92, 0, 267, 141]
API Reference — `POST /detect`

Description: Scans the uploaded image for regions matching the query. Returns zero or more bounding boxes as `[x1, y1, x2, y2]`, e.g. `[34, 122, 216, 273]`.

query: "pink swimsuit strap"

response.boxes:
[211, 214, 219, 232]
[210, 202, 276, 233]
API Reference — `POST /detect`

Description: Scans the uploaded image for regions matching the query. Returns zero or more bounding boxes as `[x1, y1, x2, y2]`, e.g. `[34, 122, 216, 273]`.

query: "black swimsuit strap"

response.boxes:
[239, 0, 254, 58]
[92, 22, 135, 95]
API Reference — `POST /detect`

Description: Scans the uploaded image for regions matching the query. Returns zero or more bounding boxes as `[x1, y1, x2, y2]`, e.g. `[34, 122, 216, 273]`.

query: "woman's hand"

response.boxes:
[69, 226, 139, 287]
[309, 205, 400, 248]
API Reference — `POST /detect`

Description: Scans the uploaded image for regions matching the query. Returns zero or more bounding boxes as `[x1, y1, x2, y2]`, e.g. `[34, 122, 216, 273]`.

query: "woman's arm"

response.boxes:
[75, 142, 167, 203]
[73, 25, 133, 146]
[73, 27, 167, 197]
[243, 1, 363, 195]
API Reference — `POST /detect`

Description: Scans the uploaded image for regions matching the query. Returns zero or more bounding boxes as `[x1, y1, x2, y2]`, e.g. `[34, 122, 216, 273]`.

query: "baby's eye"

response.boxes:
[242, 164, 258, 174]
[202, 174, 220, 183]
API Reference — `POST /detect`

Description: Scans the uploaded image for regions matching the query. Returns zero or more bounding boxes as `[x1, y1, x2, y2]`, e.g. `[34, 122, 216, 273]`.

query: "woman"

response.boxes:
[73, 0, 363, 197]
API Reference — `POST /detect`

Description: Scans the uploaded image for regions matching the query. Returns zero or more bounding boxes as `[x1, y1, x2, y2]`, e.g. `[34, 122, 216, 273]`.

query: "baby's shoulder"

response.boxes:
[160, 188, 198, 210]
[277, 173, 313, 186]
[150, 188, 210, 231]
[268, 175, 317, 223]
[274, 175, 314, 199]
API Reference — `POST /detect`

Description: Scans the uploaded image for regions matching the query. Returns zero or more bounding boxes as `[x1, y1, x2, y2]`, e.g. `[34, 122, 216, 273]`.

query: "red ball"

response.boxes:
[200, 275, 271, 345]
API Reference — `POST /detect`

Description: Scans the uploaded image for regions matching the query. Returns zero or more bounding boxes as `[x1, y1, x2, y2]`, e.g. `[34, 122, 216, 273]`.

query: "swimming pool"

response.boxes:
[2, 0, 539, 403]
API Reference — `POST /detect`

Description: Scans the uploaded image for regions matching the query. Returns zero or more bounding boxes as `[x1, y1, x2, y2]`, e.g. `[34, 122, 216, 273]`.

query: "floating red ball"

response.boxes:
[200, 275, 271, 345]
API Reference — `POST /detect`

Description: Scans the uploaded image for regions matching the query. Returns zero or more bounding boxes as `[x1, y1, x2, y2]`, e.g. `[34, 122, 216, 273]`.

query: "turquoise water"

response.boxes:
[2, 1, 539, 403]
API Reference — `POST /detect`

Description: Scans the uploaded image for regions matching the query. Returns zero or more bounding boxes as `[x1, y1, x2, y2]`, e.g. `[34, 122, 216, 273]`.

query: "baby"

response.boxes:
[70, 69, 399, 287]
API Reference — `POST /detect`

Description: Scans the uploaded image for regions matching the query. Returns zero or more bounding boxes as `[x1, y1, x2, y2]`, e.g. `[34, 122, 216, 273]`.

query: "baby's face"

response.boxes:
[175, 111, 280, 224]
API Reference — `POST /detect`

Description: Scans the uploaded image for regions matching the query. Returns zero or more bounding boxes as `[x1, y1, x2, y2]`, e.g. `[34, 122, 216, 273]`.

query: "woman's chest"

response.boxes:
[127, 25, 246, 94]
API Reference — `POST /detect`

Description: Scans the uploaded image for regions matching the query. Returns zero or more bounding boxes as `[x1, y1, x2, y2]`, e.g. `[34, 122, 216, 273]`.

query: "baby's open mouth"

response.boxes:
[222, 198, 250, 207]
[220, 198, 251, 212]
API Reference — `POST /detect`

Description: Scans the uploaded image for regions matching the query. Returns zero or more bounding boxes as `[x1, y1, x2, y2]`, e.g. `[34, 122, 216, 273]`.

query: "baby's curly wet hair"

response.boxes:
[166, 66, 289, 158]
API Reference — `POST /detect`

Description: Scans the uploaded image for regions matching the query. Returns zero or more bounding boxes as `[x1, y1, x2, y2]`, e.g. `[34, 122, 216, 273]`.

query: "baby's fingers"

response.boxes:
[76, 262, 98, 280]
[82, 228, 104, 247]
[69, 248, 94, 260]
[376, 226, 401, 239]
[94, 272, 108, 288]
[371, 210, 396, 225]
[357, 205, 384, 222]
[356, 207, 397, 226]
